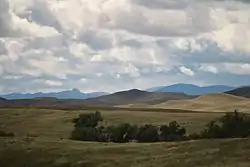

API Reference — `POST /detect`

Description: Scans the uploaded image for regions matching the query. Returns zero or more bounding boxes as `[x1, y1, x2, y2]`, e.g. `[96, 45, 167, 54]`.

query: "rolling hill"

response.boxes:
[0, 89, 194, 108]
[147, 83, 235, 95]
[225, 86, 250, 98]
[153, 93, 250, 112]
[82, 89, 195, 106]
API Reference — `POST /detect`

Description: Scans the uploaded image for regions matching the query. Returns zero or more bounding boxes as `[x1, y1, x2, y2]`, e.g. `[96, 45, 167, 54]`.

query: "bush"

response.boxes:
[70, 127, 106, 142]
[188, 133, 201, 140]
[73, 111, 103, 128]
[200, 110, 250, 139]
[107, 123, 138, 143]
[200, 121, 224, 139]
[70, 110, 250, 143]
[71, 111, 107, 142]
[136, 124, 159, 143]
[220, 110, 250, 138]
[160, 121, 186, 141]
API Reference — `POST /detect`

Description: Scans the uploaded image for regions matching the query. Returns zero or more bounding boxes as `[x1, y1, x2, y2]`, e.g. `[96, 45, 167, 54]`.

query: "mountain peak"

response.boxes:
[71, 88, 81, 92]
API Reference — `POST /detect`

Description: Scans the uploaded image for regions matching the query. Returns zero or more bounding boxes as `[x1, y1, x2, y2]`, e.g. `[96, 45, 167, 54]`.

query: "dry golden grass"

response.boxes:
[0, 108, 223, 138]
[153, 93, 250, 112]
[1, 108, 250, 167]
[1, 137, 250, 167]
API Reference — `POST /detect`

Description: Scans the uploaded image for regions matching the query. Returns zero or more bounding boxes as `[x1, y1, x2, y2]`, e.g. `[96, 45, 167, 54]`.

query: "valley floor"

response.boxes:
[1, 137, 250, 167]
[0, 108, 250, 167]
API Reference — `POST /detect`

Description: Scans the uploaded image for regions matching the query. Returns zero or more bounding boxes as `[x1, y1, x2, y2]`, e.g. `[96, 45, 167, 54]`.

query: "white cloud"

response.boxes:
[0, 0, 250, 93]
[45, 80, 63, 87]
[90, 54, 103, 62]
[179, 66, 195, 76]
[200, 64, 218, 74]
[223, 63, 250, 75]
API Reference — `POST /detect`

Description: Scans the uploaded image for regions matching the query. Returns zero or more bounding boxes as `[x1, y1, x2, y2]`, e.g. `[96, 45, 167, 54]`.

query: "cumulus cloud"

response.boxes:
[199, 64, 218, 74]
[0, 0, 250, 93]
[0, 0, 15, 37]
[179, 66, 195, 76]
[45, 80, 63, 87]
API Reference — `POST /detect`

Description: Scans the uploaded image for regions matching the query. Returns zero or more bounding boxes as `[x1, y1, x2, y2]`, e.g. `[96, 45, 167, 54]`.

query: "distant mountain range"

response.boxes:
[0, 84, 241, 100]
[147, 84, 235, 95]
[0, 88, 108, 100]
[0, 89, 195, 108]
[0, 86, 249, 109]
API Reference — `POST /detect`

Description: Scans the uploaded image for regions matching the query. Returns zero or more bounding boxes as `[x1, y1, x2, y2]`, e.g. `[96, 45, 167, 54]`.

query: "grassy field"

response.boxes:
[0, 108, 223, 138]
[1, 137, 250, 167]
[1, 108, 250, 167]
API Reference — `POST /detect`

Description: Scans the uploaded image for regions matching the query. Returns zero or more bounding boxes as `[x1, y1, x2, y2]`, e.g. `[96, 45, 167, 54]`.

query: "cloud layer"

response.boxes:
[0, 0, 250, 93]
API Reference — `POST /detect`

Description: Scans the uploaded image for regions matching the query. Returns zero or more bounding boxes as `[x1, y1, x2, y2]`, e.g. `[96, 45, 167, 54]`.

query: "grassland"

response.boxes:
[1, 108, 250, 167]
[153, 93, 250, 112]
[0, 108, 223, 138]
[1, 137, 250, 167]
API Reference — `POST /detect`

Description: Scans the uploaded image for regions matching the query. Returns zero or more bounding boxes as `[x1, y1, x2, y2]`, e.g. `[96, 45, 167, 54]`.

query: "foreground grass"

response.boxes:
[1, 137, 250, 167]
[0, 108, 223, 138]
[0, 108, 250, 167]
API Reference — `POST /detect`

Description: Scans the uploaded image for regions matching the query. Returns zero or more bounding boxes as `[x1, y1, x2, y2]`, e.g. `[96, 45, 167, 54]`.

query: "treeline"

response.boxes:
[70, 110, 250, 143]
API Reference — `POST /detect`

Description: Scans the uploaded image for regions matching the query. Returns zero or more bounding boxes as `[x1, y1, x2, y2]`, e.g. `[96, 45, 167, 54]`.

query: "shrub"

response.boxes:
[160, 121, 186, 141]
[200, 121, 224, 139]
[107, 123, 138, 143]
[219, 110, 250, 138]
[136, 124, 159, 143]
[70, 127, 104, 141]
[200, 110, 250, 139]
[73, 111, 103, 128]
[71, 111, 107, 142]
[188, 133, 201, 140]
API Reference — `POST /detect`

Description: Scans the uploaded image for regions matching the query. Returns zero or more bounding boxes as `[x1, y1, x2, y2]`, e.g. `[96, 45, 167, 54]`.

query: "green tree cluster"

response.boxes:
[71, 110, 250, 143]
[71, 111, 187, 143]
[199, 110, 250, 139]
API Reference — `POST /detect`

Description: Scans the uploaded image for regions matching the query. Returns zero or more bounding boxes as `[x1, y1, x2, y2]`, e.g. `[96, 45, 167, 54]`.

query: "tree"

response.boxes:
[200, 121, 223, 139]
[160, 121, 186, 141]
[107, 123, 138, 143]
[219, 110, 250, 138]
[199, 110, 250, 139]
[73, 111, 103, 128]
[136, 124, 159, 143]
[71, 111, 108, 142]
[70, 127, 100, 141]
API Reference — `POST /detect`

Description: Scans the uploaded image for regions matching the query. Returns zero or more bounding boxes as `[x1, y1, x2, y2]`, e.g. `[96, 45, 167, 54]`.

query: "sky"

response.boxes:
[0, 0, 250, 93]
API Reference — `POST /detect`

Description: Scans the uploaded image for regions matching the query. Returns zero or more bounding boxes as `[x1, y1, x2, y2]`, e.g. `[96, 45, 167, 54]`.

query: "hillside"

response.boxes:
[147, 83, 235, 95]
[0, 97, 6, 101]
[83, 89, 194, 106]
[0, 89, 194, 108]
[225, 86, 250, 98]
[153, 93, 250, 112]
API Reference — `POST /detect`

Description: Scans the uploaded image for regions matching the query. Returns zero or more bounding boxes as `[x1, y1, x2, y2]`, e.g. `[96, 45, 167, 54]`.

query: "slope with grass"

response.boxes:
[1, 137, 250, 167]
[153, 93, 250, 112]
[0, 108, 250, 167]
[0, 108, 223, 138]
